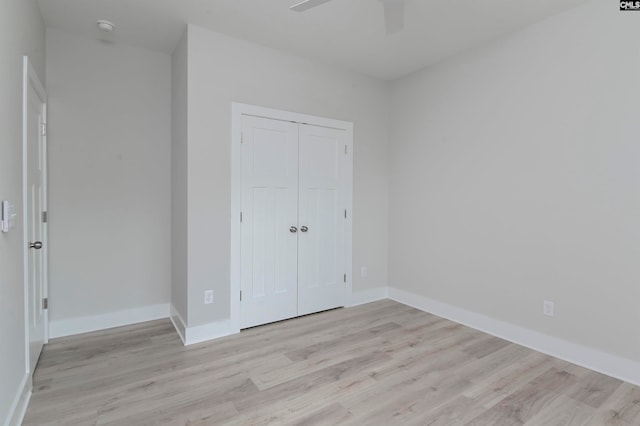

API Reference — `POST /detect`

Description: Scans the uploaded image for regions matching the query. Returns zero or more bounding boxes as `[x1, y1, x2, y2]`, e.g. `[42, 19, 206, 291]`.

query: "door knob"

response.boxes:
[29, 241, 43, 250]
[289, 226, 298, 233]
[300, 226, 309, 233]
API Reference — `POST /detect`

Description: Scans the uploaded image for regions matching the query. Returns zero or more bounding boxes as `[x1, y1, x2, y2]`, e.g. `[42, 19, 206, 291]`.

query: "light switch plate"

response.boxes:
[8, 203, 16, 230]
[1, 201, 9, 233]
[204, 290, 214, 305]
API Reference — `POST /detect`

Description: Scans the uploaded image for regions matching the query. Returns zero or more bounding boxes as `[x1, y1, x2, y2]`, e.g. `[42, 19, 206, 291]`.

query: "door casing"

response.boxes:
[231, 103, 353, 332]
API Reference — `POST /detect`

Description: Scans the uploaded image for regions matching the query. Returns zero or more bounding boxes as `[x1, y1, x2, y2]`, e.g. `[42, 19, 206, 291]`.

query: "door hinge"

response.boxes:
[344, 274, 347, 283]
[41, 123, 47, 137]
[42, 211, 48, 223]
[344, 209, 347, 219]
[240, 212, 243, 223]
[43, 298, 48, 310]
[240, 291, 242, 301]
[241, 132, 244, 144]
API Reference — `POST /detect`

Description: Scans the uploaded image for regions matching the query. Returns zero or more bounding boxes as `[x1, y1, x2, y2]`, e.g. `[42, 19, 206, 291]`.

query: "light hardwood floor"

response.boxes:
[24, 300, 640, 425]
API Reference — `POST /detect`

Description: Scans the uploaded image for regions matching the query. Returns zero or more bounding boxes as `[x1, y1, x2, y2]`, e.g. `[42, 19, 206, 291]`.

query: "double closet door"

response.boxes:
[240, 115, 347, 329]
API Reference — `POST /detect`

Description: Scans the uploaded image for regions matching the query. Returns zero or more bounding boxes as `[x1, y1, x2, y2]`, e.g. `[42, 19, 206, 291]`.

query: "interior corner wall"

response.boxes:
[185, 24, 390, 327]
[0, 0, 45, 422]
[389, 0, 640, 362]
[171, 29, 189, 323]
[46, 29, 172, 331]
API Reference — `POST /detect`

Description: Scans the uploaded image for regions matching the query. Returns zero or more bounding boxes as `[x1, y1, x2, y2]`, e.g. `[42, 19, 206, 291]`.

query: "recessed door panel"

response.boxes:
[240, 116, 299, 329]
[298, 124, 346, 315]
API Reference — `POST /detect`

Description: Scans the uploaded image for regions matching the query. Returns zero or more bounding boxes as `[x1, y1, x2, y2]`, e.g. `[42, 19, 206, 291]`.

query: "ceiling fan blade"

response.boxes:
[382, 0, 405, 35]
[290, 0, 334, 12]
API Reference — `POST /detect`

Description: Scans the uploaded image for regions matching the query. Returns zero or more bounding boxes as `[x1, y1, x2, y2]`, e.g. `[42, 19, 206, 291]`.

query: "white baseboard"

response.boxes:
[168, 287, 389, 347]
[168, 305, 239, 346]
[49, 303, 170, 339]
[171, 286, 389, 346]
[5, 373, 31, 426]
[349, 287, 388, 307]
[388, 286, 640, 387]
[169, 304, 187, 345]
[183, 319, 239, 346]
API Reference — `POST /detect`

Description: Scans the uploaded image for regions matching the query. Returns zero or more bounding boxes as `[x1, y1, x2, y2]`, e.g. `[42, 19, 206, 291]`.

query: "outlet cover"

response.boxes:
[543, 300, 554, 317]
[204, 290, 214, 305]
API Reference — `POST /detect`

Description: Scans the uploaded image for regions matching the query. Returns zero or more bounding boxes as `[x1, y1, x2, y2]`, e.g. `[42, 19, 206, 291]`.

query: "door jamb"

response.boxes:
[23, 56, 49, 379]
[230, 103, 354, 332]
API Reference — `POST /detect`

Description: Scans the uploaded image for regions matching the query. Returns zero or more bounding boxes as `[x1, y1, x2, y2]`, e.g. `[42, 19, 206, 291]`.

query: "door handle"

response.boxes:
[29, 241, 43, 250]
[300, 226, 309, 233]
[289, 226, 298, 233]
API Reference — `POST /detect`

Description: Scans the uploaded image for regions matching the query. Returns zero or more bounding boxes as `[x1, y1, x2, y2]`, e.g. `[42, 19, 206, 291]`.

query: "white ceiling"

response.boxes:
[37, 0, 587, 80]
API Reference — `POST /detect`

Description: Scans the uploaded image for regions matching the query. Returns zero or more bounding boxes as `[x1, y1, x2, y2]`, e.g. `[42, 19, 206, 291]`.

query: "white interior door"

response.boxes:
[297, 124, 347, 315]
[240, 116, 299, 328]
[25, 60, 47, 374]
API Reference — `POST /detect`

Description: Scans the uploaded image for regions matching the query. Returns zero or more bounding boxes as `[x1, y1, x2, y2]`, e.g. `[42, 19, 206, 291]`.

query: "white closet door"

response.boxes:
[240, 116, 299, 329]
[26, 81, 46, 372]
[297, 124, 347, 315]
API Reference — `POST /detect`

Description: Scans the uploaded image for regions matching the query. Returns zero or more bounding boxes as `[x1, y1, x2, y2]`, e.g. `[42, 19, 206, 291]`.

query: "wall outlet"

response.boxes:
[204, 290, 214, 305]
[361, 266, 368, 278]
[543, 300, 555, 317]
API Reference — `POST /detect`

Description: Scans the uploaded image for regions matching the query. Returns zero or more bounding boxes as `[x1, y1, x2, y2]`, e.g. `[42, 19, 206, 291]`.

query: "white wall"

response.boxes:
[171, 29, 189, 323]
[390, 0, 640, 362]
[46, 29, 172, 333]
[185, 24, 390, 326]
[0, 0, 45, 423]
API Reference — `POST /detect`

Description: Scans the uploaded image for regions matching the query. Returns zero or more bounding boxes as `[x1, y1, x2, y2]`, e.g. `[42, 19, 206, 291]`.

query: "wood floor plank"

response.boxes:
[288, 402, 354, 426]
[461, 334, 512, 359]
[567, 370, 623, 409]
[465, 368, 579, 425]
[233, 351, 389, 412]
[586, 383, 640, 425]
[347, 372, 472, 425]
[252, 333, 392, 391]
[96, 372, 257, 424]
[404, 395, 487, 426]
[22, 300, 640, 426]
[522, 395, 594, 426]
[455, 343, 542, 388]
[98, 398, 240, 426]
[225, 372, 377, 425]
[342, 348, 477, 422]
[462, 351, 564, 409]
[283, 321, 402, 361]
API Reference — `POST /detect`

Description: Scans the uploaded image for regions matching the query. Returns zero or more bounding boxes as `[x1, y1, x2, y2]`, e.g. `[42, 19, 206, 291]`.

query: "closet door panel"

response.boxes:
[240, 116, 299, 329]
[298, 124, 347, 315]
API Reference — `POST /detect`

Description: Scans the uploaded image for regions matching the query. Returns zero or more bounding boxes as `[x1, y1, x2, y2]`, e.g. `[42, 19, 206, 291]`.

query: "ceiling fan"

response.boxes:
[290, 0, 405, 35]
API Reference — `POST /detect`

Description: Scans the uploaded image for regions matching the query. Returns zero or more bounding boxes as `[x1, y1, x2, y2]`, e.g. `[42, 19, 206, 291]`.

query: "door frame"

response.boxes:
[23, 56, 49, 377]
[230, 103, 353, 331]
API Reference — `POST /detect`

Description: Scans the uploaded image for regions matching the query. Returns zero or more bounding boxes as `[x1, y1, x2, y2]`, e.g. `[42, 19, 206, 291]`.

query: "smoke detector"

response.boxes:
[97, 20, 115, 32]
